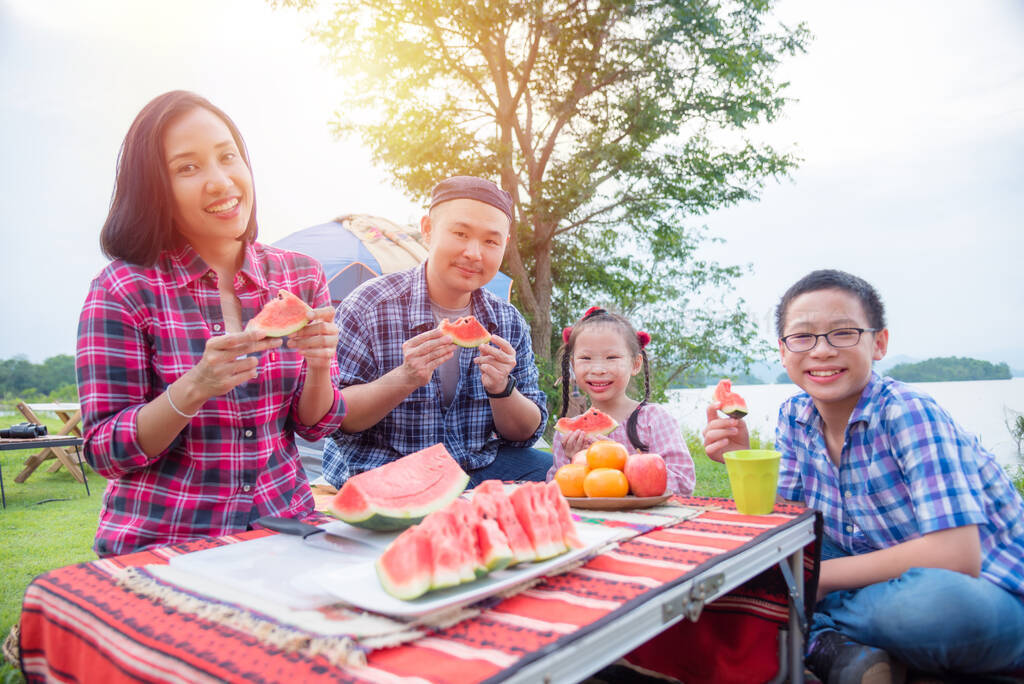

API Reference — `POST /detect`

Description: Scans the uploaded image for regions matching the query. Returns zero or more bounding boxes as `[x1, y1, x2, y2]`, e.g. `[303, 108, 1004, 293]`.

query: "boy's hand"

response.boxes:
[560, 429, 596, 459]
[702, 402, 750, 463]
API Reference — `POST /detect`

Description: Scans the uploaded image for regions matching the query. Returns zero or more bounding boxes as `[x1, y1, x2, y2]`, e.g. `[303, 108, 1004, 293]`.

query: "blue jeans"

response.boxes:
[466, 446, 552, 488]
[811, 537, 1024, 674]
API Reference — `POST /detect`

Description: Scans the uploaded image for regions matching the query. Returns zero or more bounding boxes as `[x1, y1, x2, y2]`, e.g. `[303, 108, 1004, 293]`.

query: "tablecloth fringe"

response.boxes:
[2, 623, 18, 668]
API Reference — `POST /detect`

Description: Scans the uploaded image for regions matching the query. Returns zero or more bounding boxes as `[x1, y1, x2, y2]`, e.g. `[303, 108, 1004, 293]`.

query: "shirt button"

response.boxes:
[269, 353, 276, 361]
[244, 429, 254, 438]
[846, 524, 854, 533]
[213, 323, 222, 332]
[844, 490, 852, 498]
[242, 485, 252, 493]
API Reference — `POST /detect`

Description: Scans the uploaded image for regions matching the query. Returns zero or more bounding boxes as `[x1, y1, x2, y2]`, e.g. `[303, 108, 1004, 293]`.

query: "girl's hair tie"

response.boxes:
[583, 306, 605, 319]
[562, 326, 573, 344]
[637, 331, 651, 349]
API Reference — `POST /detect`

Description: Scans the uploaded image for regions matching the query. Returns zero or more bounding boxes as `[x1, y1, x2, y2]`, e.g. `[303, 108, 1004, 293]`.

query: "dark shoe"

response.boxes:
[806, 630, 906, 684]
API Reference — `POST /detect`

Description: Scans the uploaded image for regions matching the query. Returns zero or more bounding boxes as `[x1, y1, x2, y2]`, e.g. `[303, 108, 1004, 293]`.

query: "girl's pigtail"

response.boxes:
[625, 349, 651, 451]
[559, 344, 572, 419]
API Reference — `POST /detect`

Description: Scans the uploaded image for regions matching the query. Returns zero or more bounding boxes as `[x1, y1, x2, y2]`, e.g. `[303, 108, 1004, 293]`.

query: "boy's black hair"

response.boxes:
[558, 308, 651, 451]
[775, 269, 887, 337]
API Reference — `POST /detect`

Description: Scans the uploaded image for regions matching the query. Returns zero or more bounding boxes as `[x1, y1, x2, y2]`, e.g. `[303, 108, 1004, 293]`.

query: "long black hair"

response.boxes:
[558, 308, 652, 451]
[100, 90, 259, 266]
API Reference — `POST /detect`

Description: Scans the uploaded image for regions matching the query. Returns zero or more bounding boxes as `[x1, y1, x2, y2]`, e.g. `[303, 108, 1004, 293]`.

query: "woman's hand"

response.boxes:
[701, 402, 750, 463]
[183, 330, 281, 403]
[287, 307, 339, 371]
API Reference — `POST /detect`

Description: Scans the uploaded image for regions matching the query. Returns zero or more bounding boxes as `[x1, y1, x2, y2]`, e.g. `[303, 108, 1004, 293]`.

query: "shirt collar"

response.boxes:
[165, 241, 265, 292]
[410, 260, 501, 334]
[795, 370, 883, 429]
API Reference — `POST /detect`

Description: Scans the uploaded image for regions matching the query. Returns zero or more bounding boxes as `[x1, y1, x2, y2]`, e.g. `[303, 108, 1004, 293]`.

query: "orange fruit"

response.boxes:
[554, 463, 588, 498]
[583, 467, 629, 498]
[586, 440, 628, 471]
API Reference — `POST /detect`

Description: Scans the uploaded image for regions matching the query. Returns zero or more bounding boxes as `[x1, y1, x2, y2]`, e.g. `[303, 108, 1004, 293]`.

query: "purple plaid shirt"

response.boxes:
[549, 403, 696, 495]
[776, 372, 1024, 598]
[77, 241, 345, 557]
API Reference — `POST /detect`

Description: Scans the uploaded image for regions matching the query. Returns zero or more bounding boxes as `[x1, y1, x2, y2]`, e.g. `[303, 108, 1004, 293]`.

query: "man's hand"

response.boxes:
[474, 334, 517, 395]
[701, 402, 750, 463]
[399, 327, 456, 388]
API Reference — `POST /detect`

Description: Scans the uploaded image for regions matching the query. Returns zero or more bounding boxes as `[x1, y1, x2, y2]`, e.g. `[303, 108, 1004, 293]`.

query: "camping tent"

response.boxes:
[272, 214, 513, 305]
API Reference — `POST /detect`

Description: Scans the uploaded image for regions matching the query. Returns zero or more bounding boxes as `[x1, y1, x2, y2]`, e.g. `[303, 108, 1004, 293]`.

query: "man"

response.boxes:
[322, 176, 551, 487]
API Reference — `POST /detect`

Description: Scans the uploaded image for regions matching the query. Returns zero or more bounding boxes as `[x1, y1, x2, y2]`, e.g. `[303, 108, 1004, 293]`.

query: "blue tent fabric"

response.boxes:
[272, 218, 514, 305]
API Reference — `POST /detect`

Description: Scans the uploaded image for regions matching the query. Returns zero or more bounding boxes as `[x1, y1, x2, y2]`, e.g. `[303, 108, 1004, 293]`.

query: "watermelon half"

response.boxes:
[329, 443, 469, 531]
[246, 289, 313, 337]
[438, 315, 491, 348]
[554, 407, 618, 436]
[713, 379, 748, 418]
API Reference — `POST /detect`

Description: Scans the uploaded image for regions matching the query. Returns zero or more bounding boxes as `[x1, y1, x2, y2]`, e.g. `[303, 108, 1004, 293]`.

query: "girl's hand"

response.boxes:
[701, 402, 750, 463]
[287, 307, 339, 371]
[186, 330, 281, 400]
[561, 429, 596, 459]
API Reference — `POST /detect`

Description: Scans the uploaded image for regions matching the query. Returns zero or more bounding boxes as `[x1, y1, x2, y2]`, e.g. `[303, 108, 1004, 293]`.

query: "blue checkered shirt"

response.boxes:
[322, 263, 547, 486]
[776, 372, 1024, 598]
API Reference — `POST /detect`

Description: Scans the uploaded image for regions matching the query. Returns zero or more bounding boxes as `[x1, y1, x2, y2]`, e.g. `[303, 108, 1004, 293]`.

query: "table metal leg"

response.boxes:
[1, 461, 6, 508]
[788, 548, 805, 684]
[74, 446, 90, 496]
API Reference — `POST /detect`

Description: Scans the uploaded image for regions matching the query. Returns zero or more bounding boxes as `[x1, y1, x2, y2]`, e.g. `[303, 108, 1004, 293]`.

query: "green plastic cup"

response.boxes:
[723, 449, 781, 515]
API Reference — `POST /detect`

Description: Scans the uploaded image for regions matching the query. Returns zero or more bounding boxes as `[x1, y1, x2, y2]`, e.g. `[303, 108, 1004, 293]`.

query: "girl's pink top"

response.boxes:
[549, 403, 696, 495]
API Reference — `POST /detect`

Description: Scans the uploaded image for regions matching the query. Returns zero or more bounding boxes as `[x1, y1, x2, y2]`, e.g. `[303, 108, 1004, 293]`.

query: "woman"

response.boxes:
[77, 91, 345, 557]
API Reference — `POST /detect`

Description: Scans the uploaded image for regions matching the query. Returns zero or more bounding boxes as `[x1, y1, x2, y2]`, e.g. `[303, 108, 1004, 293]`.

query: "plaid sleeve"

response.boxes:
[775, 402, 804, 502]
[288, 264, 346, 441]
[76, 276, 159, 478]
[883, 396, 987, 535]
[640, 405, 695, 495]
[332, 295, 380, 388]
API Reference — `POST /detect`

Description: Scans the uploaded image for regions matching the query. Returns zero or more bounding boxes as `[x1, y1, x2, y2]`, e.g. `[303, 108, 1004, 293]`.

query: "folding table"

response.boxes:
[0, 436, 88, 508]
[12, 401, 88, 485]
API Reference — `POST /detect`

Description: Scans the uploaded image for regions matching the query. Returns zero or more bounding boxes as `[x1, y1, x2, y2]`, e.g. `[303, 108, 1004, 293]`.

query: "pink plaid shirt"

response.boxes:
[549, 403, 696, 495]
[76, 241, 345, 557]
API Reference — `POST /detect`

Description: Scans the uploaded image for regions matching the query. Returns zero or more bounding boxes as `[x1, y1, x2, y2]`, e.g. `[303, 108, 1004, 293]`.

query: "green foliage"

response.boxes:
[0, 663, 24, 684]
[887, 356, 1011, 383]
[776, 371, 791, 384]
[276, 0, 806, 389]
[1007, 413, 1024, 457]
[0, 355, 77, 404]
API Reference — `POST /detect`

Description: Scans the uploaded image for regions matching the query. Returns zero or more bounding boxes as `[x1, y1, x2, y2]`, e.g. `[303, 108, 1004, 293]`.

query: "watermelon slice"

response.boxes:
[471, 483, 536, 565]
[510, 483, 567, 560]
[375, 525, 433, 600]
[475, 517, 514, 573]
[329, 443, 469, 530]
[554, 407, 618, 436]
[246, 289, 313, 337]
[420, 509, 477, 587]
[438, 315, 491, 348]
[713, 379, 748, 418]
[542, 480, 584, 549]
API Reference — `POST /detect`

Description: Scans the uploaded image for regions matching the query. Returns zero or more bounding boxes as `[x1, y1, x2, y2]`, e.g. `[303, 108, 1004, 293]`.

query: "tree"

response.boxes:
[277, 0, 806, 389]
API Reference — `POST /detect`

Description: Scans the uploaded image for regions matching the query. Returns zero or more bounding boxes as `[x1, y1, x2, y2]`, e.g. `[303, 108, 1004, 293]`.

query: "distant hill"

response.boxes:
[887, 357, 1011, 383]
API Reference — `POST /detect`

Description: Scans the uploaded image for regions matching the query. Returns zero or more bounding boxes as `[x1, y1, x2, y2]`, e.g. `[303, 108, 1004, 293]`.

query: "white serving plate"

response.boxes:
[311, 521, 621, 618]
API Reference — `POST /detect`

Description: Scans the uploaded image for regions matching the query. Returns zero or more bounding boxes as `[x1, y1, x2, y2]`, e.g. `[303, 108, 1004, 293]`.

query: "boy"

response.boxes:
[704, 270, 1024, 683]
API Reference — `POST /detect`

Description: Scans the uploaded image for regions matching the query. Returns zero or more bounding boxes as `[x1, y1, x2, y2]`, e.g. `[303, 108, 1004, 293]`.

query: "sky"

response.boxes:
[2, 0, 1023, 371]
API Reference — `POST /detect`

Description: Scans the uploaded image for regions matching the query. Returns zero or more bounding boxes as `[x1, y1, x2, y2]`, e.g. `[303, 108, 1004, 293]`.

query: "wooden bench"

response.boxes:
[12, 401, 89, 485]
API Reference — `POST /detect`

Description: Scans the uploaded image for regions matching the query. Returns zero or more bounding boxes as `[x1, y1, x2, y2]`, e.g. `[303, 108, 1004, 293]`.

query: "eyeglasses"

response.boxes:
[780, 327, 880, 353]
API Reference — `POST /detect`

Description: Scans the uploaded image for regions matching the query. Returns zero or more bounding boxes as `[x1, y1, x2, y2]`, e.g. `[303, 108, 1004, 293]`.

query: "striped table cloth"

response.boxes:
[19, 497, 819, 683]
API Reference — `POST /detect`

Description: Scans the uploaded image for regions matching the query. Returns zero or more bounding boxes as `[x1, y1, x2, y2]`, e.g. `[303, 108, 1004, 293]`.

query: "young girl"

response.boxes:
[548, 307, 695, 495]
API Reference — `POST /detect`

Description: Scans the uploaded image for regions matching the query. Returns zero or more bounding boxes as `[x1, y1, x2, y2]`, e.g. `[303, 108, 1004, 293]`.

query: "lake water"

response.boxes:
[665, 377, 1024, 468]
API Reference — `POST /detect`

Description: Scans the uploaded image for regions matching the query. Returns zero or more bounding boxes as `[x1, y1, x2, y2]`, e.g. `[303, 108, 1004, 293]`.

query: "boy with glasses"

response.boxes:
[704, 269, 1024, 683]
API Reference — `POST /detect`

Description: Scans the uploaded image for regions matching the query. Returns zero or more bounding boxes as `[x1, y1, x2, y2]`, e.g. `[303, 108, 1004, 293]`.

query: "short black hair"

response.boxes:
[100, 90, 258, 266]
[775, 269, 886, 338]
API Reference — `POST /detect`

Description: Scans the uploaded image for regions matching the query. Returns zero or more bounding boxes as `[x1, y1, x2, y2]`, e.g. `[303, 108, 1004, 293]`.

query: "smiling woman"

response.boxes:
[75, 91, 348, 558]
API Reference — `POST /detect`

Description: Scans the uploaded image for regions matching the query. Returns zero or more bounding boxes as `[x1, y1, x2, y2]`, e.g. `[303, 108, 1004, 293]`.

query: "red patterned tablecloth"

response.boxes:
[20, 497, 819, 683]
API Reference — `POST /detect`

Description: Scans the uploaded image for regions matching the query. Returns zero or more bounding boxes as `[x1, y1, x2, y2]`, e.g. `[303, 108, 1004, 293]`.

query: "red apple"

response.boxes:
[624, 453, 668, 497]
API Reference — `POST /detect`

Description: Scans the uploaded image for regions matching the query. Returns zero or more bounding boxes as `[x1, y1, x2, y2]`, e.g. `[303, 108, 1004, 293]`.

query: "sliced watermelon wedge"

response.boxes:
[471, 483, 536, 565]
[329, 443, 469, 531]
[713, 378, 749, 418]
[438, 315, 491, 348]
[554, 407, 618, 436]
[510, 483, 567, 560]
[246, 289, 313, 338]
[375, 525, 433, 600]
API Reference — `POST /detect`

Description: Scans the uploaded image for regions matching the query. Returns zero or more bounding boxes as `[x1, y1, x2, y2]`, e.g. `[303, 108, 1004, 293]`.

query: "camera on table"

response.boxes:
[0, 422, 48, 438]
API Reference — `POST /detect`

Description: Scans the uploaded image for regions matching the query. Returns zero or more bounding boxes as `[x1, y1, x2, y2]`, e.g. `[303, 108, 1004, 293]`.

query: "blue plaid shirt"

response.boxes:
[322, 263, 547, 485]
[776, 372, 1024, 599]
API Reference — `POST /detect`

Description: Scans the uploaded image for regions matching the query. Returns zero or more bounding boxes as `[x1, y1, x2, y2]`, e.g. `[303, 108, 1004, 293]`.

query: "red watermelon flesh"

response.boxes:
[246, 289, 313, 338]
[554, 407, 618, 436]
[438, 315, 491, 348]
[447, 498, 490, 578]
[713, 379, 748, 418]
[542, 480, 584, 549]
[475, 517, 514, 573]
[330, 443, 469, 530]
[471, 484, 536, 564]
[420, 509, 476, 587]
[375, 525, 433, 600]
[510, 483, 567, 560]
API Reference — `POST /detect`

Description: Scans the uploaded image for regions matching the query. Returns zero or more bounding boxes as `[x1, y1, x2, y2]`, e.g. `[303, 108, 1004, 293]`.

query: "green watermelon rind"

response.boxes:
[328, 472, 469, 531]
[439, 316, 491, 348]
[553, 408, 618, 436]
[713, 379, 748, 418]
